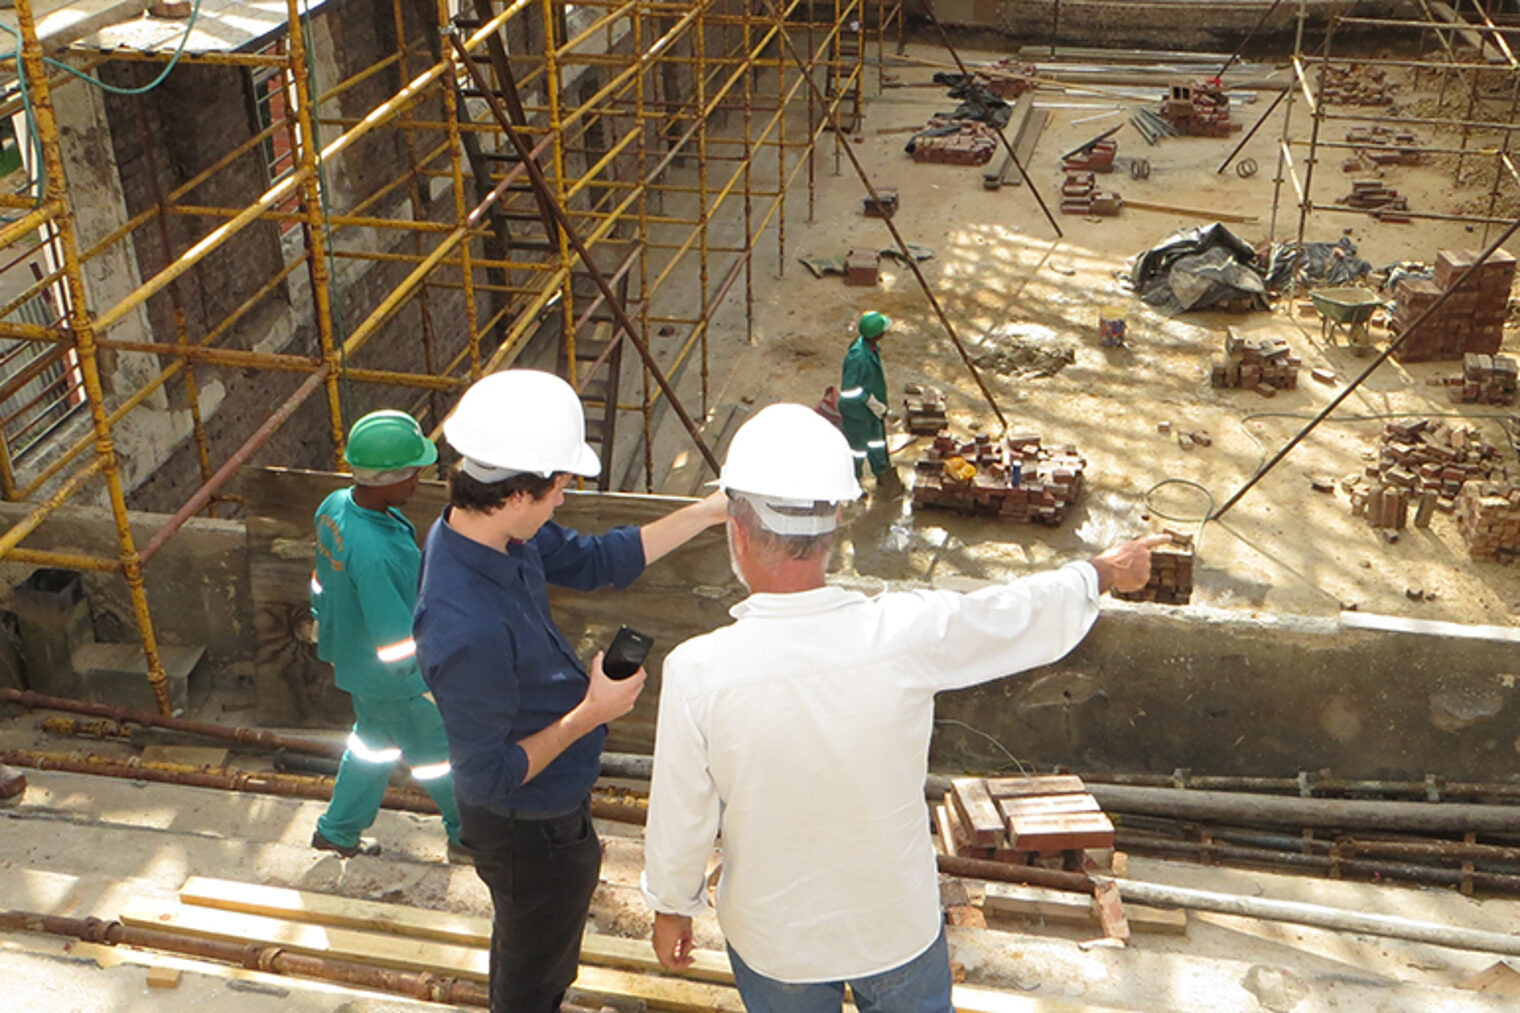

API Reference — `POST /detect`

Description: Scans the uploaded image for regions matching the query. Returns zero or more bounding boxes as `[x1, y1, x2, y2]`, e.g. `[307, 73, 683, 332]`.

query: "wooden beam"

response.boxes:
[1120, 199, 1259, 223]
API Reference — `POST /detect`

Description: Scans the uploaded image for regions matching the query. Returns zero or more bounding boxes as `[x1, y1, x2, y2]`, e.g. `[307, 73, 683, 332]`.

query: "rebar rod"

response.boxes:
[0, 909, 490, 1006]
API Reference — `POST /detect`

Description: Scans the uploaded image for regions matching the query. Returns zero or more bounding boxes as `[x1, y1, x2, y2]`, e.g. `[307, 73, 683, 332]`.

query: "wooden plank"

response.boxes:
[179, 876, 736, 984]
[997, 794, 1100, 821]
[1008, 812, 1115, 853]
[985, 775, 1085, 799]
[951, 778, 1006, 846]
[934, 802, 962, 858]
[982, 882, 1187, 936]
[120, 899, 491, 981]
[983, 94, 1034, 188]
[1120, 199, 1259, 224]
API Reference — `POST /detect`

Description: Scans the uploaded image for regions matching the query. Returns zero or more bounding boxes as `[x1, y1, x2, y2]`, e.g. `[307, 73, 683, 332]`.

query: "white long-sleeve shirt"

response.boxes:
[640, 562, 1101, 983]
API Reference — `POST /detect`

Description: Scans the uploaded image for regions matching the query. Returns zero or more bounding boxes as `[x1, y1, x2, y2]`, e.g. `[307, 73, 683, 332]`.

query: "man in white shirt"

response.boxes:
[640, 402, 1162, 1013]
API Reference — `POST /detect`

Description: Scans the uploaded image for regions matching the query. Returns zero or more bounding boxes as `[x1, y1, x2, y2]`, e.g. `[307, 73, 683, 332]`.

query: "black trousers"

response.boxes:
[459, 797, 602, 1013]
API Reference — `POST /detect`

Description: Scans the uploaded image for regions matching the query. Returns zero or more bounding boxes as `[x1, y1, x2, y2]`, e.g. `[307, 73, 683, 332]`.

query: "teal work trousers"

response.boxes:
[316, 692, 461, 847]
[841, 412, 888, 478]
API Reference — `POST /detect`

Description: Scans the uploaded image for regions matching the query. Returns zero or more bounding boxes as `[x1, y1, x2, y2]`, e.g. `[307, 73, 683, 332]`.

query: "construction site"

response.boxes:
[3, 0, 1520, 1008]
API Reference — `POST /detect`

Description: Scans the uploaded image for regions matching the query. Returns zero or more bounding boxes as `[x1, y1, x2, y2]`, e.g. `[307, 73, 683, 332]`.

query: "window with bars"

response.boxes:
[247, 41, 303, 239]
[0, 258, 84, 467]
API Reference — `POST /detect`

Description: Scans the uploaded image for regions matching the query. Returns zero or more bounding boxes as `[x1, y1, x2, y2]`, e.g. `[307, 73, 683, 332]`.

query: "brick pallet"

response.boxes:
[912, 431, 1085, 525]
[1347, 418, 1503, 532]
[1456, 468, 1520, 561]
[1320, 65, 1395, 106]
[1209, 328, 1300, 391]
[1389, 247, 1515, 361]
[1113, 530, 1194, 604]
[902, 383, 948, 435]
[935, 774, 1115, 862]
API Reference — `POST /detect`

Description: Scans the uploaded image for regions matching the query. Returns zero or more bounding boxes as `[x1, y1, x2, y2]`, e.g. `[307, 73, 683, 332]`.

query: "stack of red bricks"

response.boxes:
[1390, 248, 1515, 361]
[1348, 418, 1503, 530]
[1429, 353, 1519, 405]
[935, 774, 1114, 863]
[1113, 530, 1194, 604]
[1456, 469, 1520, 560]
[1159, 79, 1239, 137]
[1341, 179, 1409, 221]
[912, 120, 998, 165]
[981, 58, 1039, 99]
[1320, 65, 1395, 105]
[1210, 329, 1300, 395]
[902, 383, 948, 435]
[1060, 171, 1121, 216]
[1063, 139, 1118, 173]
[912, 431, 1085, 525]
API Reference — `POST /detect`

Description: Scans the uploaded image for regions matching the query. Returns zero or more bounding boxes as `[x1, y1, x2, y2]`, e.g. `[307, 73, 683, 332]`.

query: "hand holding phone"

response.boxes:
[602, 625, 654, 680]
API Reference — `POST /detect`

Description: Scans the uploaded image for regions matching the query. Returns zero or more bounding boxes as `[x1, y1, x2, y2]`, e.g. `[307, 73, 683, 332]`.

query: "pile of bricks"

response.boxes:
[1158, 79, 1240, 137]
[1209, 328, 1300, 394]
[1063, 139, 1118, 173]
[1341, 179, 1409, 221]
[1060, 171, 1121, 216]
[1348, 418, 1504, 531]
[1342, 125, 1421, 170]
[1456, 469, 1520, 560]
[1390, 247, 1515, 362]
[912, 431, 1085, 525]
[1113, 530, 1195, 605]
[935, 774, 1114, 862]
[981, 58, 1039, 99]
[912, 120, 998, 165]
[1430, 353, 1519, 405]
[1320, 65, 1395, 106]
[902, 383, 948, 435]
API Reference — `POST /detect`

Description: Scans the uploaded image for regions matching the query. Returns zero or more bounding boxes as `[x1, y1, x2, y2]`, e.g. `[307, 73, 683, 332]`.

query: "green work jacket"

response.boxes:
[838, 336, 887, 425]
[310, 488, 428, 699]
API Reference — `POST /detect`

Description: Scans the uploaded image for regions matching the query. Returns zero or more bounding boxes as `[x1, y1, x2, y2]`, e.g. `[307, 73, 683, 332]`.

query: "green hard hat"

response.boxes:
[345, 410, 438, 471]
[859, 311, 892, 340]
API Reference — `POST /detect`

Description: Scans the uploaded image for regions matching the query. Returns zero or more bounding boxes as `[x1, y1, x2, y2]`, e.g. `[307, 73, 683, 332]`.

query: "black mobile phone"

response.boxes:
[602, 625, 654, 680]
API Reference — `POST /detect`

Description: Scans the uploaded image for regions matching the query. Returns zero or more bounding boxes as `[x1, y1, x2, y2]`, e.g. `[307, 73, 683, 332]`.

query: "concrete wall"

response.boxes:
[3, 481, 1517, 779]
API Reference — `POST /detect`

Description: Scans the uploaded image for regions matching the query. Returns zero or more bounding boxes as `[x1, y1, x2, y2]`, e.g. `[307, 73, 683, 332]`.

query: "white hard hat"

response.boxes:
[719, 403, 861, 534]
[443, 370, 601, 480]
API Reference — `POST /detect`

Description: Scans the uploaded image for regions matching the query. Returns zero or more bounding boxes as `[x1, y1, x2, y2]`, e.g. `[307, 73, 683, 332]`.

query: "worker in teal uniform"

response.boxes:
[838, 310, 896, 484]
[310, 410, 463, 860]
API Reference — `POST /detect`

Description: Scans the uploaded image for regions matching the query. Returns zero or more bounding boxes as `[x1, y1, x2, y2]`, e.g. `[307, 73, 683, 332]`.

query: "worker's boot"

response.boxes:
[875, 466, 904, 496]
[311, 828, 381, 858]
[446, 841, 474, 865]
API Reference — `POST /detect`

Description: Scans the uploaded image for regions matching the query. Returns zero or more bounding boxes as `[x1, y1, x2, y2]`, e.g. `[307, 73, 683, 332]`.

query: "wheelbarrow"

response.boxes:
[1310, 286, 1382, 349]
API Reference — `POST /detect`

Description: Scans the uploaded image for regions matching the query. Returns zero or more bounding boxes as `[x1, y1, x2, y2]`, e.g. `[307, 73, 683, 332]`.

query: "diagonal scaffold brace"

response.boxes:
[757, 0, 1009, 431]
[444, 30, 721, 477]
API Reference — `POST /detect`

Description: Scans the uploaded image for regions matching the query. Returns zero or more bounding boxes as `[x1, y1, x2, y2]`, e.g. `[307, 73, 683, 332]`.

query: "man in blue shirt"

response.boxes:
[310, 410, 462, 860]
[415, 370, 725, 1013]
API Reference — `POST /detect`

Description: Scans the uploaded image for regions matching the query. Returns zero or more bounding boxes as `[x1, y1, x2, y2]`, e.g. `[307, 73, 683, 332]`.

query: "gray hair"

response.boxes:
[728, 494, 836, 562]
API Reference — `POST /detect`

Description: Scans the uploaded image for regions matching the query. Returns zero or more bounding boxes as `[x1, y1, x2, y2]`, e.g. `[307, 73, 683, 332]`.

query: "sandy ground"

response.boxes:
[636, 42, 1520, 625]
[1, 753, 1518, 1012]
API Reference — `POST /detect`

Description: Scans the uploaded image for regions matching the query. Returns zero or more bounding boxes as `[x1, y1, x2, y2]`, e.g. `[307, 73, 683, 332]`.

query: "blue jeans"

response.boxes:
[727, 926, 954, 1013]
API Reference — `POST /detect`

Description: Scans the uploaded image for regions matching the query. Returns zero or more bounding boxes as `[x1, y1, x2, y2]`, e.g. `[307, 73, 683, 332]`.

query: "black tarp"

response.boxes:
[1129, 224, 1267, 313]
[1264, 237, 1372, 290]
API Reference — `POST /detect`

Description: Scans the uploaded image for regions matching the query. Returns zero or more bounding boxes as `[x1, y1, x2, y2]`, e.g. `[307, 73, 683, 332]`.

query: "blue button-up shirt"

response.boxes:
[413, 510, 645, 814]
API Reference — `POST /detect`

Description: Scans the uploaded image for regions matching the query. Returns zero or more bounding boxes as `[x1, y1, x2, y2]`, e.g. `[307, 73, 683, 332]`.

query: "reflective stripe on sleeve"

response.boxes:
[347, 731, 403, 764]
[838, 386, 865, 399]
[410, 761, 452, 781]
[376, 638, 417, 664]
[866, 440, 887, 449]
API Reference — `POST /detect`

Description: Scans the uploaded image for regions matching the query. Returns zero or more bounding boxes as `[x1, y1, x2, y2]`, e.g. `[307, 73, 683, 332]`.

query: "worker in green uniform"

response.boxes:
[310, 410, 463, 860]
[838, 310, 896, 484]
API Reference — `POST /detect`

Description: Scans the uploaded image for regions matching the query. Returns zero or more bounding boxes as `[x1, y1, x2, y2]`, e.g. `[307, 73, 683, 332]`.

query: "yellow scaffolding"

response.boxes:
[0, 0, 870, 713]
